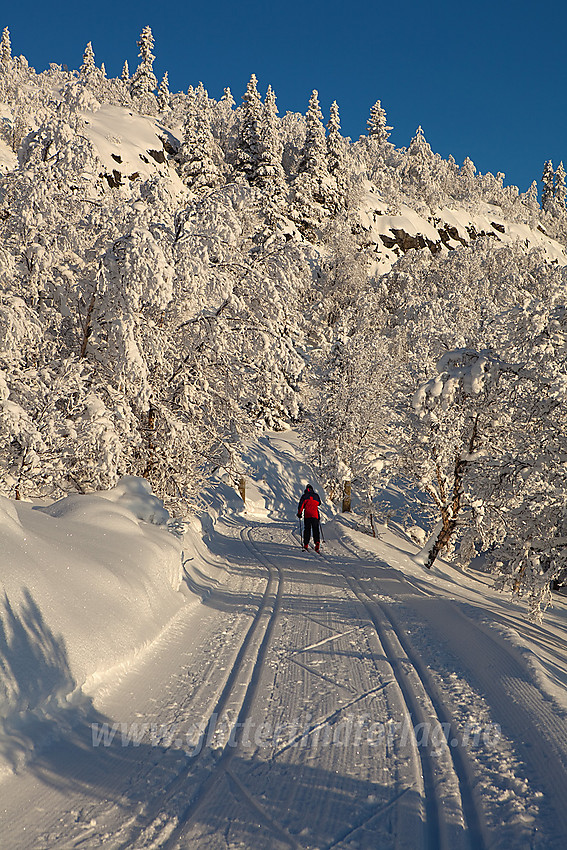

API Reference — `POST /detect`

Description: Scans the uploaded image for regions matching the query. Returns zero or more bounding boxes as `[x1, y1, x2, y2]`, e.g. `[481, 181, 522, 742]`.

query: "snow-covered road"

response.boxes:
[2, 499, 567, 849]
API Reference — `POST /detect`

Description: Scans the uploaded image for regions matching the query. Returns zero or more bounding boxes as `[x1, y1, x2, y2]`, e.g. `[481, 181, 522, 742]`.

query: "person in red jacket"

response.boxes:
[297, 484, 321, 551]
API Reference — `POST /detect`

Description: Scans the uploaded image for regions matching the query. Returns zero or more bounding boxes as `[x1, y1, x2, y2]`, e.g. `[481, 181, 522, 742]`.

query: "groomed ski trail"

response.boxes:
[2, 469, 567, 849]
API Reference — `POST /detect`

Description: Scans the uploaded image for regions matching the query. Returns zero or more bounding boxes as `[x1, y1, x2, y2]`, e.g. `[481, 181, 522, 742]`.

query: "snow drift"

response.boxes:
[0, 477, 183, 775]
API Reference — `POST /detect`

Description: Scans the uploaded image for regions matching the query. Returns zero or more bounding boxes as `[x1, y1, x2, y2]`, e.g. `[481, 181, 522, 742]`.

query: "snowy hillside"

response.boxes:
[2, 28, 567, 655]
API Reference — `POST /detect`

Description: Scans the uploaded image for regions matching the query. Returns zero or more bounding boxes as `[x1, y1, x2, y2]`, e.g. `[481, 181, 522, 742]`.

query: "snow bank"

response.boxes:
[80, 104, 185, 196]
[0, 477, 184, 774]
[356, 184, 567, 273]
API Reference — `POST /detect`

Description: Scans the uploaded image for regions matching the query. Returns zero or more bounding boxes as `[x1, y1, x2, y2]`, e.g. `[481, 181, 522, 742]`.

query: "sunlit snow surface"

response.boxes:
[1, 434, 567, 849]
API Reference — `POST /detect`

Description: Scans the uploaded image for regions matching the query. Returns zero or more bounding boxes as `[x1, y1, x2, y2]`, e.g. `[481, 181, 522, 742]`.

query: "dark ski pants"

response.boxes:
[304, 517, 320, 547]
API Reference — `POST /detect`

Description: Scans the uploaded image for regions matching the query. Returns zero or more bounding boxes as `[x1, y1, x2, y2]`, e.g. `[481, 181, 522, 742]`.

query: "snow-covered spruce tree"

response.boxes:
[326, 101, 343, 174]
[290, 90, 334, 233]
[234, 74, 263, 182]
[254, 84, 286, 199]
[367, 99, 392, 144]
[542, 160, 555, 211]
[209, 87, 236, 156]
[130, 26, 158, 113]
[121, 60, 129, 83]
[176, 83, 224, 191]
[80, 42, 97, 81]
[1, 26, 11, 64]
[157, 71, 170, 112]
[298, 90, 328, 180]
[521, 180, 541, 216]
[326, 100, 349, 210]
[554, 161, 566, 209]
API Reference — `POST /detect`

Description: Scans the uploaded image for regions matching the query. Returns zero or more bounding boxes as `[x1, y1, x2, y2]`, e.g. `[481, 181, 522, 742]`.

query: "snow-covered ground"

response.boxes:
[1, 433, 567, 849]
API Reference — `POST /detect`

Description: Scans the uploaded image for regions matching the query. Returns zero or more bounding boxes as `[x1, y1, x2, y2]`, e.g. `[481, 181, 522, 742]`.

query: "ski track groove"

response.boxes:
[273, 522, 428, 850]
[110, 525, 284, 850]
[325, 535, 486, 850]
[335, 529, 567, 844]
[153, 524, 287, 850]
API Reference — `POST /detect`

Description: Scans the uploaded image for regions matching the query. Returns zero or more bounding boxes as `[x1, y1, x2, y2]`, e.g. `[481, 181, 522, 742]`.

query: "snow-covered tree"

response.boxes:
[80, 42, 97, 80]
[290, 90, 334, 231]
[326, 101, 342, 174]
[542, 160, 555, 211]
[366, 99, 392, 144]
[254, 84, 286, 196]
[1, 27, 11, 64]
[157, 71, 170, 112]
[177, 84, 223, 191]
[234, 74, 263, 182]
[554, 161, 566, 208]
[406, 348, 509, 568]
[305, 328, 392, 505]
[221, 87, 235, 109]
[131, 26, 158, 109]
[121, 60, 130, 83]
[298, 90, 328, 181]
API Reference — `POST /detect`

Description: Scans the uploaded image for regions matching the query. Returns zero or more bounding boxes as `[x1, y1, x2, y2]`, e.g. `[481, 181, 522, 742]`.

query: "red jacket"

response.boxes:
[298, 488, 321, 519]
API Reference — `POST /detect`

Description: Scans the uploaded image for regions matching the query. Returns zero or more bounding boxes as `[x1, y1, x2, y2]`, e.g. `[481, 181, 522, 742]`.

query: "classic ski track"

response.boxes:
[334, 529, 567, 843]
[109, 525, 284, 850]
[326, 535, 488, 850]
[257, 522, 428, 850]
[151, 524, 287, 850]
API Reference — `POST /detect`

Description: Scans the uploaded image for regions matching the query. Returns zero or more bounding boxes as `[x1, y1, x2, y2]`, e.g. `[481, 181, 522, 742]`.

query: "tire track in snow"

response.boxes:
[327, 537, 487, 850]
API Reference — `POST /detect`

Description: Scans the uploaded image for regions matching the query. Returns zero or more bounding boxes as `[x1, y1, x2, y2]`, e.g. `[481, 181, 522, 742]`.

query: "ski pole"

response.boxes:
[319, 519, 325, 544]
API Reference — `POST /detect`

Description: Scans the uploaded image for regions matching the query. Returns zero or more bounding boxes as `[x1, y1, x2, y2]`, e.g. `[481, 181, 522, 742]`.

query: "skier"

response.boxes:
[297, 484, 322, 552]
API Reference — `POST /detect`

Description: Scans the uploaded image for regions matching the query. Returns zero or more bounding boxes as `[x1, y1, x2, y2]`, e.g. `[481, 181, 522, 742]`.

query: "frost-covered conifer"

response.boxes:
[542, 160, 555, 211]
[221, 87, 235, 109]
[80, 42, 97, 80]
[554, 161, 566, 208]
[121, 60, 129, 82]
[1, 27, 11, 64]
[366, 99, 392, 144]
[299, 90, 328, 180]
[234, 74, 263, 182]
[290, 90, 333, 230]
[521, 180, 540, 212]
[254, 84, 286, 194]
[177, 83, 223, 191]
[158, 71, 170, 111]
[326, 100, 343, 176]
[131, 26, 158, 107]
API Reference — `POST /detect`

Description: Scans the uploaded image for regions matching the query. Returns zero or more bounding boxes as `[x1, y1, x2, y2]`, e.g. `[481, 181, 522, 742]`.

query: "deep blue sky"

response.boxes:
[4, 1, 565, 192]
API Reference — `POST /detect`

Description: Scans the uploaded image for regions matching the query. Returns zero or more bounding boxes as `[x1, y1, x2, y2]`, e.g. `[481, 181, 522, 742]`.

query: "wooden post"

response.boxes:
[238, 476, 246, 503]
[342, 480, 351, 512]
